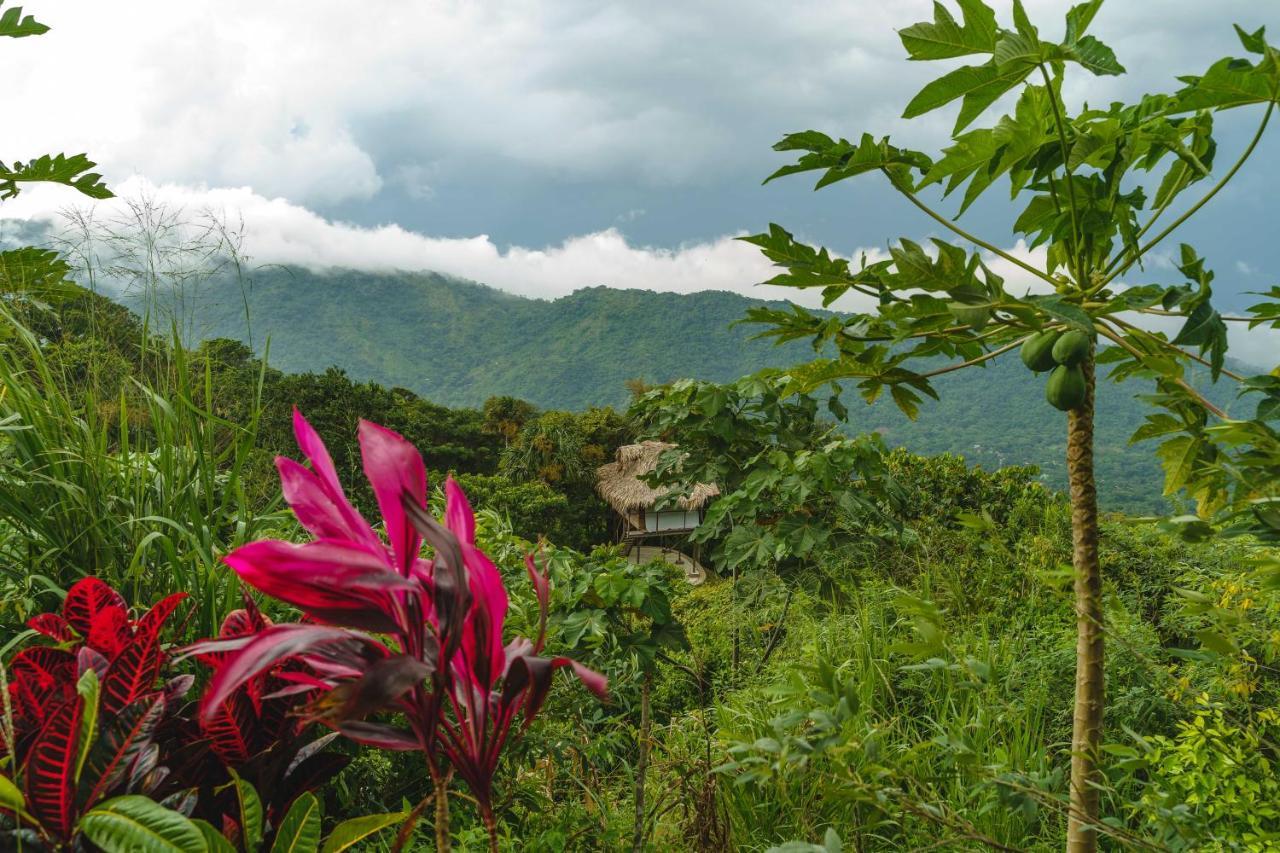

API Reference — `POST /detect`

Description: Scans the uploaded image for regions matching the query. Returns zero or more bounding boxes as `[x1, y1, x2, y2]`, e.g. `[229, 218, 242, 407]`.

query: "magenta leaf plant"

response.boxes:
[188, 408, 605, 851]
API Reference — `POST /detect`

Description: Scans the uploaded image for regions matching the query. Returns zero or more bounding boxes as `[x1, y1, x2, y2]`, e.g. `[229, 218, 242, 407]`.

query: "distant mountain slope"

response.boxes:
[137, 266, 1240, 513]
[158, 267, 813, 409]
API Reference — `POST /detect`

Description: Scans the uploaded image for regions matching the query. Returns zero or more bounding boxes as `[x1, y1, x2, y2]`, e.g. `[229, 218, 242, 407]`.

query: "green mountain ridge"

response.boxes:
[129, 265, 1238, 513]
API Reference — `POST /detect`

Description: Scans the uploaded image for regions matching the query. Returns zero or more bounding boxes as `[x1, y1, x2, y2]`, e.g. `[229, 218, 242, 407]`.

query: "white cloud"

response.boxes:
[2, 179, 792, 302]
[10, 0, 1274, 212]
[4, 178, 1275, 370]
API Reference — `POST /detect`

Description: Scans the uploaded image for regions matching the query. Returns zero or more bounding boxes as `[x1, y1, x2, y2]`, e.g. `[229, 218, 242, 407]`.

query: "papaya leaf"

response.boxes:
[0, 153, 112, 201]
[898, 0, 997, 61]
[904, 61, 1034, 132]
[1064, 36, 1125, 76]
[0, 3, 48, 38]
[765, 132, 929, 190]
[1064, 0, 1103, 43]
[1176, 56, 1279, 111]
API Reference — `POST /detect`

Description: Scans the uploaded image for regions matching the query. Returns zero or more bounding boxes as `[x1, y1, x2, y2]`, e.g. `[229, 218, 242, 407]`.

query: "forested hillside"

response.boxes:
[132, 265, 1235, 512]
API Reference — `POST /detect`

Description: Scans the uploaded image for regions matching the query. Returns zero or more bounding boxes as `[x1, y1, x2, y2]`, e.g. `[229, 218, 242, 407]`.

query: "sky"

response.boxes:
[3, 0, 1279, 360]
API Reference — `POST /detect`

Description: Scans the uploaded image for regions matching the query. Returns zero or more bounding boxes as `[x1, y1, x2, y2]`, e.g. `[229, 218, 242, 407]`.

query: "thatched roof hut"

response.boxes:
[595, 441, 719, 516]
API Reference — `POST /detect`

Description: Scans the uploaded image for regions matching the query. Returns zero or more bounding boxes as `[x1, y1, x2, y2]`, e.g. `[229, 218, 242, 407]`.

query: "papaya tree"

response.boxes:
[741, 2, 1277, 848]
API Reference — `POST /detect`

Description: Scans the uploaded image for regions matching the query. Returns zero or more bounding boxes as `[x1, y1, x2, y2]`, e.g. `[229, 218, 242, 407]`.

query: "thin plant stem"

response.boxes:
[1040, 64, 1085, 286]
[879, 169, 1059, 288]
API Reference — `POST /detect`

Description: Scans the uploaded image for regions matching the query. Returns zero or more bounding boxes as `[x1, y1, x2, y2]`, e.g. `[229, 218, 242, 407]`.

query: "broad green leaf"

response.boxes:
[1171, 302, 1227, 379]
[1028, 295, 1094, 332]
[270, 793, 323, 853]
[1129, 414, 1183, 444]
[1195, 628, 1239, 657]
[192, 820, 235, 853]
[75, 668, 100, 786]
[1235, 24, 1268, 56]
[226, 770, 263, 852]
[898, 0, 997, 60]
[1176, 57, 1278, 111]
[765, 132, 930, 190]
[890, 384, 925, 420]
[1064, 0, 1103, 43]
[1065, 36, 1125, 76]
[903, 61, 1034, 131]
[993, 31, 1055, 69]
[0, 153, 112, 201]
[0, 247, 77, 301]
[78, 796, 206, 853]
[0, 774, 24, 814]
[1155, 435, 1203, 495]
[0, 2, 48, 38]
[887, 239, 975, 293]
[320, 811, 408, 853]
[1011, 0, 1037, 41]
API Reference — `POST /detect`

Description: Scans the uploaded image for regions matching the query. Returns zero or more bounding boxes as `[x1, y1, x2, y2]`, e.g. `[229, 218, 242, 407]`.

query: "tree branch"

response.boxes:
[917, 336, 1027, 380]
[1137, 307, 1254, 322]
[1109, 316, 1245, 382]
[1094, 323, 1229, 418]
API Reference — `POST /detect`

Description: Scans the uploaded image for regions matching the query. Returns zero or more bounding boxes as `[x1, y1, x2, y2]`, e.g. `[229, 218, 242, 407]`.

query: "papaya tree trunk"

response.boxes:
[631, 671, 652, 853]
[1066, 356, 1103, 852]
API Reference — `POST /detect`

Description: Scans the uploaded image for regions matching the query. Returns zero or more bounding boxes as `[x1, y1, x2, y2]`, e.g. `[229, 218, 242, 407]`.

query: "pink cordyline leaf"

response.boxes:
[524, 553, 551, 653]
[358, 419, 427, 576]
[444, 477, 476, 545]
[287, 408, 377, 545]
[196, 625, 387, 722]
[202, 409, 608, 829]
[223, 539, 416, 633]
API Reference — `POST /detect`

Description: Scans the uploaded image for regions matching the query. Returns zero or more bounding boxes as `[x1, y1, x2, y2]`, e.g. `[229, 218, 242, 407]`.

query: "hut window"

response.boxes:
[645, 509, 699, 532]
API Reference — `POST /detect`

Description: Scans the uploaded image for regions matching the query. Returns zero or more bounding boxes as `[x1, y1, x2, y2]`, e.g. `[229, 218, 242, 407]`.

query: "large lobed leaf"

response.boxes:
[0, 153, 112, 200]
[0, 2, 48, 38]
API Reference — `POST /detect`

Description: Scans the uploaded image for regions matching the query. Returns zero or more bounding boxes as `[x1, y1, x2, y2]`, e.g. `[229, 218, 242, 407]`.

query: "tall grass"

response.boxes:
[0, 304, 284, 639]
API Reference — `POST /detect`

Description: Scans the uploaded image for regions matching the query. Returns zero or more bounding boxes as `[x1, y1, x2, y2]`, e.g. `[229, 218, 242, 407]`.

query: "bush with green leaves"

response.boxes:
[1123, 700, 1280, 851]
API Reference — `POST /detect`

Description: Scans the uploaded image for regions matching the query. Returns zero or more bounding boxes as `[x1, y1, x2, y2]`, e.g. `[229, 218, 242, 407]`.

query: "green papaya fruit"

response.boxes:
[1046, 364, 1086, 411]
[1051, 330, 1091, 366]
[1020, 331, 1061, 372]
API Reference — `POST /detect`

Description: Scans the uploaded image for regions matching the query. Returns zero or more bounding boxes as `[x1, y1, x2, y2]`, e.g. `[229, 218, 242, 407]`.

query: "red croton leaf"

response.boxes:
[24, 698, 83, 840]
[100, 592, 188, 714]
[203, 692, 257, 765]
[86, 606, 131, 658]
[27, 613, 74, 643]
[77, 695, 165, 809]
[62, 577, 126, 638]
[9, 647, 76, 713]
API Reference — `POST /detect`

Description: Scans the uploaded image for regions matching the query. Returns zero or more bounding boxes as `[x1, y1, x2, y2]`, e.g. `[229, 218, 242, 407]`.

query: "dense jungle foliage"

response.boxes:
[1, 1, 1279, 851]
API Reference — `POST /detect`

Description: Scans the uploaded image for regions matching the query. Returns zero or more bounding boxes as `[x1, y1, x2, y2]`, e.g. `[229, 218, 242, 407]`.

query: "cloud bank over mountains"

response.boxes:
[3, 1, 1277, 366]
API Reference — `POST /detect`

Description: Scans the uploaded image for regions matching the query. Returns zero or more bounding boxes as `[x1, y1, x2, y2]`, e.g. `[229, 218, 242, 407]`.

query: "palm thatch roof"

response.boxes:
[596, 441, 719, 515]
